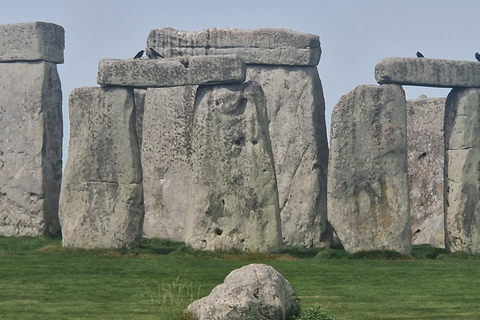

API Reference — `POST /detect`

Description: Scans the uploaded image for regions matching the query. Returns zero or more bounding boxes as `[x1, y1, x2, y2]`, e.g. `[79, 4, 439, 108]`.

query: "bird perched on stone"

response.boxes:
[475, 52, 480, 61]
[134, 50, 144, 59]
[146, 47, 164, 59]
[416, 51, 424, 58]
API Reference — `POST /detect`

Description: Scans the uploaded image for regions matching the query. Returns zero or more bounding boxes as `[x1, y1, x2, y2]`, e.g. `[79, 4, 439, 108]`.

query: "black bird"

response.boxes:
[416, 51, 424, 58]
[475, 52, 480, 61]
[134, 50, 144, 59]
[146, 47, 164, 59]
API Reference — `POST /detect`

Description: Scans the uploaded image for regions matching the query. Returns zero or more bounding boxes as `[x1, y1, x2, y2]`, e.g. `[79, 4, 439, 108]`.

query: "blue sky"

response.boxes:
[3, 0, 479, 161]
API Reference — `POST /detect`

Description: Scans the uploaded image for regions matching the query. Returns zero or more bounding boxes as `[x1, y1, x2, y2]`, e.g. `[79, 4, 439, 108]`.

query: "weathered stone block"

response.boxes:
[133, 89, 146, 148]
[444, 88, 480, 253]
[407, 96, 445, 247]
[59, 87, 144, 249]
[97, 55, 246, 87]
[0, 61, 62, 237]
[185, 81, 282, 253]
[375, 57, 480, 88]
[0, 21, 64, 63]
[141, 86, 197, 240]
[328, 84, 411, 254]
[147, 27, 321, 66]
[247, 66, 329, 247]
[187, 264, 298, 320]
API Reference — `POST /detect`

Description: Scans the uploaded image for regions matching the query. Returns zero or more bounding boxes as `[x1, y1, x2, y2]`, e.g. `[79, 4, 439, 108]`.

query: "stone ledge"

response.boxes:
[0, 21, 64, 64]
[375, 57, 480, 88]
[97, 55, 246, 87]
[147, 27, 321, 66]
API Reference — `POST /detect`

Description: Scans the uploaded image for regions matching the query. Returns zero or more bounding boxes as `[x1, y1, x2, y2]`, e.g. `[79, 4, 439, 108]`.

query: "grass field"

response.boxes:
[1, 237, 480, 320]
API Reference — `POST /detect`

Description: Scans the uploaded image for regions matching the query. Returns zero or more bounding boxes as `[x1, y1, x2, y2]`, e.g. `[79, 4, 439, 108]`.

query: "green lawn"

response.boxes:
[0, 237, 479, 320]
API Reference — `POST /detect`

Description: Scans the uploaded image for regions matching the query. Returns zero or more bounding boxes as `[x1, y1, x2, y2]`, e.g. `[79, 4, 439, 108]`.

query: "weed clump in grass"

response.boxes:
[292, 306, 337, 320]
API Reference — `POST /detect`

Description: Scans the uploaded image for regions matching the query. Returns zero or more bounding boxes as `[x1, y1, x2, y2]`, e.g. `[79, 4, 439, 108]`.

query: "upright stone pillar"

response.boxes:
[59, 87, 144, 249]
[444, 88, 480, 253]
[328, 84, 411, 254]
[147, 28, 329, 247]
[407, 96, 446, 247]
[0, 22, 64, 236]
[185, 82, 282, 253]
[141, 86, 197, 241]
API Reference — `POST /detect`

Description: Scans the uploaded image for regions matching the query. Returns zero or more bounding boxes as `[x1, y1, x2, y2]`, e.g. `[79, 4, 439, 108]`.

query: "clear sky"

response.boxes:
[3, 0, 480, 162]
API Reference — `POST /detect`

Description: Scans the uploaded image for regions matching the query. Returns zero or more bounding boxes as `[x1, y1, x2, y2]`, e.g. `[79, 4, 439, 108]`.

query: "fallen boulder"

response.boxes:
[187, 264, 298, 320]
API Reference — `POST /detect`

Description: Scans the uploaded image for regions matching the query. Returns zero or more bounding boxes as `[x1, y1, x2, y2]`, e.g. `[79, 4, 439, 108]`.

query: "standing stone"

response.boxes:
[185, 81, 282, 253]
[142, 86, 197, 241]
[407, 95, 446, 247]
[59, 87, 144, 249]
[247, 66, 328, 247]
[328, 84, 411, 254]
[146, 27, 329, 248]
[133, 89, 146, 148]
[444, 88, 480, 253]
[0, 61, 63, 237]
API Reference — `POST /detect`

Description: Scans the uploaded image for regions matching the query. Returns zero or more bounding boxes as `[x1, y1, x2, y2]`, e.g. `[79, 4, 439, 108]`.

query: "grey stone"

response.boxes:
[0, 21, 64, 63]
[246, 66, 329, 247]
[147, 27, 321, 66]
[185, 81, 282, 253]
[187, 264, 298, 320]
[141, 86, 197, 241]
[133, 89, 146, 148]
[407, 95, 446, 247]
[0, 61, 62, 236]
[97, 55, 246, 87]
[59, 87, 144, 249]
[328, 84, 411, 254]
[444, 88, 480, 253]
[375, 57, 480, 88]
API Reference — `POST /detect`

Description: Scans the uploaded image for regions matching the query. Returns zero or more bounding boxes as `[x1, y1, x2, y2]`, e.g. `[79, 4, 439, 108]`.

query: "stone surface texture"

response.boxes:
[59, 87, 144, 249]
[97, 55, 246, 87]
[444, 88, 480, 253]
[375, 57, 480, 88]
[247, 66, 329, 247]
[407, 95, 445, 247]
[147, 27, 321, 66]
[0, 21, 64, 63]
[187, 264, 298, 320]
[133, 89, 146, 148]
[0, 61, 63, 236]
[185, 81, 282, 253]
[328, 84, 411, 254]
[141, 86, 197, 240]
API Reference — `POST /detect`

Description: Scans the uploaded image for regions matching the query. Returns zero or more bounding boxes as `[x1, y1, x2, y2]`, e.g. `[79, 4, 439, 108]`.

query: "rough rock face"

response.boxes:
[59, 87, 144, 249]
[141, 86, 197, 240]
[0, 61, 63, 236]
[407, 95, 446, 247]
[328, 84, 411, 254]
[444, 88, 480, 253]
[187, 264, 298, 320]
[133, 89, 146, 148]
[375, 57, 480, 88]
[185, 81, 282, 253]
[97, 55, 246, 87]
[0, 21, 64, 63]
[147, 27, 320, 66]
[247, 66, 329, 247]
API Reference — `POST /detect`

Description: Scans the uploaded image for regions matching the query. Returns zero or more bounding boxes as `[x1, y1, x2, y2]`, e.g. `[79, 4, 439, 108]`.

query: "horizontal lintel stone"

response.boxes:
[97, 55, 246, 87]
[375, 57, 480, 88]
[147, 27, 321, 66]
[0, 21, 64, 64]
